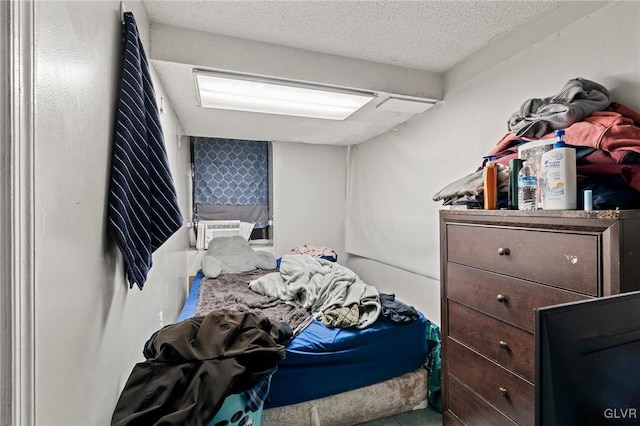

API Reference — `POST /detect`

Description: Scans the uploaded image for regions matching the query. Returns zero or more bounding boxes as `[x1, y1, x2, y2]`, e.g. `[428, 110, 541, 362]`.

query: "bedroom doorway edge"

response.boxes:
[1, 1, 36, 425]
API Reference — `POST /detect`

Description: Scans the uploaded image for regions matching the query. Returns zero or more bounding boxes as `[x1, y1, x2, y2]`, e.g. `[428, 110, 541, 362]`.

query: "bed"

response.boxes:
[177, 251, 435, 426]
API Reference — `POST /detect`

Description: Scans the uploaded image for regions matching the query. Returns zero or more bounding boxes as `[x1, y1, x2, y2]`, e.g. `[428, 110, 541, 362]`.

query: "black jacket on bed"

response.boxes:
[111, 309, 291, 426]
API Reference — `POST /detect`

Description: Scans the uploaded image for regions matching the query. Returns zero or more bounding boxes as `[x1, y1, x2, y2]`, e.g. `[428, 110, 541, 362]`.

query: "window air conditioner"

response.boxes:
[196, 220, 242, 250]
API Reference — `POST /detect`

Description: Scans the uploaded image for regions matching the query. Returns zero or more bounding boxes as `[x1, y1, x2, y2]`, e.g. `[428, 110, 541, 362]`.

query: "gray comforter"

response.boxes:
[195, 270, 312, 335]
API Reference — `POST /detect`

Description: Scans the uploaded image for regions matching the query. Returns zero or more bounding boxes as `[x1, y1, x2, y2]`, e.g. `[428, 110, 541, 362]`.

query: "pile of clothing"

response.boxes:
[111, 310, 291, 426]
[288, 244, 338, 262]
[434, 78, 640, 209]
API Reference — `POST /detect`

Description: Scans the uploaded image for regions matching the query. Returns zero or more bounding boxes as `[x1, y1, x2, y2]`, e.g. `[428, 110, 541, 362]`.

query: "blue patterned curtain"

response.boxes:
[192, 137, 269, 228]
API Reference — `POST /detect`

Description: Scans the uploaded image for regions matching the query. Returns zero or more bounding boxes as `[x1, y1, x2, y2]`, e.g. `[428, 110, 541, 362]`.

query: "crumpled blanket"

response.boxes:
[195, 270, 312, 335]
[249, 255, 381, 329]
[508, 77, 611, 138]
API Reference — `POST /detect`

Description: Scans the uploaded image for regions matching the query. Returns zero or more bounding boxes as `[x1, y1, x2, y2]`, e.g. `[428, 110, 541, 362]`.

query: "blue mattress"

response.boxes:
[180, 271, 429, 408]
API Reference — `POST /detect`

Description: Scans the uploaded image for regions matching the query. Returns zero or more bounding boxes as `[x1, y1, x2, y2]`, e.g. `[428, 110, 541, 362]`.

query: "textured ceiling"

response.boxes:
[143, 0, 566, 73]
[141, 0, 604, 145]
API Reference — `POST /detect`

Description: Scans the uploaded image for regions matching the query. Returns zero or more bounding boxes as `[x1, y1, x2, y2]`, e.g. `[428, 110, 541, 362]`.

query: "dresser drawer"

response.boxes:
[448, 301, 534, 381]
[447, 375, 518, 426]
[446, 224, 599, 295]
[448, 339, 534, 426]
[447, 263, 591, 332]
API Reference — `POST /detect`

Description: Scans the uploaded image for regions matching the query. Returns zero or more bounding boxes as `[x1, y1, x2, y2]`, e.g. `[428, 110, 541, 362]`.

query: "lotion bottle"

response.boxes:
[483, 155, 497, 210]
[541, 130, 577, 210]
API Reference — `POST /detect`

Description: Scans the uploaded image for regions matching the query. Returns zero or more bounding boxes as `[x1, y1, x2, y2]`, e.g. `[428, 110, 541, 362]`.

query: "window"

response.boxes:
[191, 137, 272, 241]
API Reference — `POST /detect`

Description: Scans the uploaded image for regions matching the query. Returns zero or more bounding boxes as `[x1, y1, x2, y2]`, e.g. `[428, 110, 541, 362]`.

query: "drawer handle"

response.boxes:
[499, 341, 509, 350]
[497, 247, 510, 256]
[496, 294, 507, 303]
[499, 387, 508, 398]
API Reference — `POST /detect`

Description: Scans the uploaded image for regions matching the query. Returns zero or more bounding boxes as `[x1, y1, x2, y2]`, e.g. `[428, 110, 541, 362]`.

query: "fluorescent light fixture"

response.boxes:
[194, 70, 375, 120]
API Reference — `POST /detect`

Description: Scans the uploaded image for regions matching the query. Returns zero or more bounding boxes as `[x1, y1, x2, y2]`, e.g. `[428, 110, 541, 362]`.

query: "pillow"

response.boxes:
[201, 235, 277, 278]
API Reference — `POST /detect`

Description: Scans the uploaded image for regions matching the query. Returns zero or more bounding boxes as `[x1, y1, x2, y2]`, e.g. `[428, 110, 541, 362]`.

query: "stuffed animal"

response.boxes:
[201, 235, 277, 278]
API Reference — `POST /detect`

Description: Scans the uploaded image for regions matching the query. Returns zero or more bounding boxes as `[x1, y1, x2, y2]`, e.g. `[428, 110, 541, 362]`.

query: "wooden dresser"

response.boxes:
[439, 209, 640, 425]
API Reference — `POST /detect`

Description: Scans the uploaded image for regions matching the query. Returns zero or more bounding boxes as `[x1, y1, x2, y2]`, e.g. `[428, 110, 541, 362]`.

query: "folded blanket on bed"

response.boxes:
[248, 255, 381, 329]
[195, 270, 312, 335]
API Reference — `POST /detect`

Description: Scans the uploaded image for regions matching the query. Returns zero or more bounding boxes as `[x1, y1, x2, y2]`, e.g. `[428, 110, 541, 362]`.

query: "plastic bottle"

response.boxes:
[508, 158, 524, 210]
[518, 160, 538, 211]
[541, 129, 577, 210]
[483, 155, 497, 210]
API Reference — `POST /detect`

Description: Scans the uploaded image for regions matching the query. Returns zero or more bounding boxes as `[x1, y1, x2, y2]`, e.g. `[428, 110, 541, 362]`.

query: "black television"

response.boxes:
[535, 290, 640, 426]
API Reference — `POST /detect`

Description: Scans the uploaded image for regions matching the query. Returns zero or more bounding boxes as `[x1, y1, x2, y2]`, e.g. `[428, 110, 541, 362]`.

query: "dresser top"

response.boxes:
[439, 208, 640, 220]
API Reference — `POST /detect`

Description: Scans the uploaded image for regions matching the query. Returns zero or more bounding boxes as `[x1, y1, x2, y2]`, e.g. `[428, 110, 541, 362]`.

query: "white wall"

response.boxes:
[33, 2, 191, 425]
[273, 142, 347, 261]
[345, 1, 640, 325]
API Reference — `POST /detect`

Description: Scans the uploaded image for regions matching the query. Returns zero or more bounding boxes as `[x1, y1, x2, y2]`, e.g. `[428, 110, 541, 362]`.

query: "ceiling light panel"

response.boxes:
[194, 70, 375, 120]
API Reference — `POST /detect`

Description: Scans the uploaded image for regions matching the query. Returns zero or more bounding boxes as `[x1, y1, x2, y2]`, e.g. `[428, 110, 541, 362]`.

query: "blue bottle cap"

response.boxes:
[554, 129, 567, 148]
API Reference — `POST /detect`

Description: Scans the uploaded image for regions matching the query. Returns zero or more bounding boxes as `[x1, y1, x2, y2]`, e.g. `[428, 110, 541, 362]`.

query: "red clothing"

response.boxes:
[568, 103, 640, 153]
[490, 102, 640, 158]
